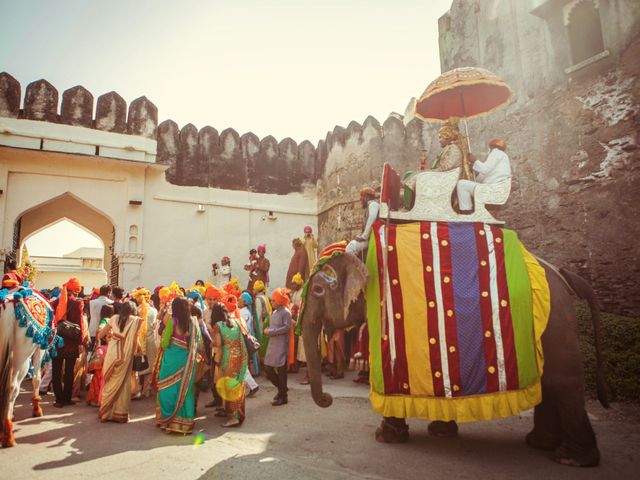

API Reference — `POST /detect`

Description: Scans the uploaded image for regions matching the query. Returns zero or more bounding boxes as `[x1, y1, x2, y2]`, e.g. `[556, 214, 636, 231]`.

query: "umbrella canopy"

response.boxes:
[415, 67, 513, 122]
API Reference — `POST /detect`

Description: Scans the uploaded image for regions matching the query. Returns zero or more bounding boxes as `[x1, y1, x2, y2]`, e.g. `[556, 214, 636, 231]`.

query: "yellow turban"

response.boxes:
[292, 273, 304, 286]
[159, 281, 182, 303]
[253, 280, 265, 293]
[189, 285, 206, 298]
[131, 288, 151, 354]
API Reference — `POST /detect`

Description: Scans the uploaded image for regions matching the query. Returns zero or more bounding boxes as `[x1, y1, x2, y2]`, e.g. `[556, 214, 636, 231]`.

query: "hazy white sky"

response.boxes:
[1, 0, 452, 143]
[3, 0, 452, 255]
[25, 220, 103, 257]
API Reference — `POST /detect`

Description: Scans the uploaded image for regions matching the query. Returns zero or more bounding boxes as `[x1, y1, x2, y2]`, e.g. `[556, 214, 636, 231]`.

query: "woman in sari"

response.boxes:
[155, 296, 201, 435]
[97, 300, 142, 423]
[211, 302, 248, 428]
[87, 304, 114, 406]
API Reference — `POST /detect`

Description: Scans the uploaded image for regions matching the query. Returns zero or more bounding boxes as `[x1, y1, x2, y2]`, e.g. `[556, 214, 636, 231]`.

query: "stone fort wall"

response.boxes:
[0, 73, 317, 195]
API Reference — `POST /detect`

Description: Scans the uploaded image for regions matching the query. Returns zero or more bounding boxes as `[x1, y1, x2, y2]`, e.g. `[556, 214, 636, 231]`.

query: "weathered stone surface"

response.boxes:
[297, 140, 316, 185]
[249, 135, 280, 193]
[210, 128, 246, 190]
[346, 121, 363, 144]
[315, 139, 328, 179]
[243, 132, 262, 191]
[95, 91, 126, 133]
[157, 119, 179, 182]
[279, 137, 298, 192]
[176, 123, 200, 186]
[199, 126, 220, 187]
[61, 85, 93, 127]
[127, 96, 157, 138]
[0, 72, 21, 118]
[24, 79, 58, 122]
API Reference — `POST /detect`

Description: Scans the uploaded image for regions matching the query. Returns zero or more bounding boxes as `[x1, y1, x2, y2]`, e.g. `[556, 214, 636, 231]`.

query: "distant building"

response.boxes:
[31, 247, 107, 291]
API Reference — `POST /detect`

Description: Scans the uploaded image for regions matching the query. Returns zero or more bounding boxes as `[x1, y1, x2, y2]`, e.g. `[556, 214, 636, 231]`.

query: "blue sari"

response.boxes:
[155, 316, 200, 434]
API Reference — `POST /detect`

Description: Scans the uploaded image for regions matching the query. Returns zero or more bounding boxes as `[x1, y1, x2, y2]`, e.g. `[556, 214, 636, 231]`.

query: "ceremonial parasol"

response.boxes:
[415, 66, 513, 151]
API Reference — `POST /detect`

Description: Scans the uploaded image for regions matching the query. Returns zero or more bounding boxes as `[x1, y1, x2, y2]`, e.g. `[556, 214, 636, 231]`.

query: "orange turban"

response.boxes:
[271, 288, 290, 308]
[223, 281, 241, 298]
[359, 186, 376, 199]
[489, 138, 506, 151]
[205, 285, 224, 300]
[54, 277, 82, 324]
[222, 294, 238, 314]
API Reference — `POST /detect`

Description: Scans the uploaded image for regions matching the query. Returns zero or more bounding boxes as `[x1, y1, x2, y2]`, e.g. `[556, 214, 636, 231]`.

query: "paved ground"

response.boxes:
[2, 370, 639, 480]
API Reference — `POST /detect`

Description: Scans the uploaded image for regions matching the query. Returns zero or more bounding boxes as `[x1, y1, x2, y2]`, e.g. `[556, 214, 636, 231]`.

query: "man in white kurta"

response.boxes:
[346, 187, 380, 256]
[456, 138, 511, 212]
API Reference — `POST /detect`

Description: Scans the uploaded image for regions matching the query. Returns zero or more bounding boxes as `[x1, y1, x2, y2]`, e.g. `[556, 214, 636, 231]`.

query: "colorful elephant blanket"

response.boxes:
[366, 220, 550, 422]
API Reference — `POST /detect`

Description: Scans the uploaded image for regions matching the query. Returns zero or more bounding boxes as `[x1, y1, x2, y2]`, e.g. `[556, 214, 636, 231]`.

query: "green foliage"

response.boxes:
[577, 302, 640, 402]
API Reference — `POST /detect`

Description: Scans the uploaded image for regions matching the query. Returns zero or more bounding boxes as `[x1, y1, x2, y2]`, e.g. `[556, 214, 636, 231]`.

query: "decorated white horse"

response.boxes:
[0, 286, 60, 447]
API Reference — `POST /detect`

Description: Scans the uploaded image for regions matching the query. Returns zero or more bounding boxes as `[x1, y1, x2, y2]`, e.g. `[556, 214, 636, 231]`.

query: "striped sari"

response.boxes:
[155, 316, 200, 434]
[99, 315, 142, 423]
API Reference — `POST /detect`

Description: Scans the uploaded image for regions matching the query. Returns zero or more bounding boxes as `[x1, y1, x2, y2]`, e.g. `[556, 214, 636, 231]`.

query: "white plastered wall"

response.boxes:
[0, 140, 317, 292]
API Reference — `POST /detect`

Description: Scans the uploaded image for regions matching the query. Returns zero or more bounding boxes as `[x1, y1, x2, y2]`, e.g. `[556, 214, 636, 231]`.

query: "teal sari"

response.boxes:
[155, 316, 200, 434]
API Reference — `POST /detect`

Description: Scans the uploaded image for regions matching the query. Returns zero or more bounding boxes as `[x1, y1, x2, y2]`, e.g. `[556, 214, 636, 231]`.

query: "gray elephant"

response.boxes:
[300, 252, 608, 467]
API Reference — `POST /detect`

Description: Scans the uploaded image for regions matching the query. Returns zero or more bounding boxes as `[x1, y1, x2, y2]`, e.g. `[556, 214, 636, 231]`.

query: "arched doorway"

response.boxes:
[21, 218, 109, 290]
[8, 192, 119, 287]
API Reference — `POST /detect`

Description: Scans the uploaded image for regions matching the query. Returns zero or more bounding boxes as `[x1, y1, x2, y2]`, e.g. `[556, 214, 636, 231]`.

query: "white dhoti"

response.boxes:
[245, 370, 258, 391]
[456, 179, 478, 211]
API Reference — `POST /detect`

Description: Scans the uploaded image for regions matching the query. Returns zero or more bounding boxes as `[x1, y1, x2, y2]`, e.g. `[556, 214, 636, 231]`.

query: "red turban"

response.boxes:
[359, 186, 376, 199]
[271, 288, 290, 308]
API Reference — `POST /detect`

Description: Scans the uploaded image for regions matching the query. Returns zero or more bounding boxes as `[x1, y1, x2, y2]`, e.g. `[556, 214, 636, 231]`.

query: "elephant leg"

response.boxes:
[428, 420, 459, 438]
[375, 417, 409, 443]
[552, 386, 600, 467]
[526, 399, 561, 451]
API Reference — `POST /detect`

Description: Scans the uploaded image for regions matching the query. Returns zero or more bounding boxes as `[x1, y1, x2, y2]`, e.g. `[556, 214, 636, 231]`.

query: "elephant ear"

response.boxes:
[341, 253, 369, 321]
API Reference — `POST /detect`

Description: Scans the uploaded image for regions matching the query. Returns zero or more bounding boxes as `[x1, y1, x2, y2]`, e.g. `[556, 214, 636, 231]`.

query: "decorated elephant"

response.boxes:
[299, 222, 608, 468]
[0, 286, 59, 447]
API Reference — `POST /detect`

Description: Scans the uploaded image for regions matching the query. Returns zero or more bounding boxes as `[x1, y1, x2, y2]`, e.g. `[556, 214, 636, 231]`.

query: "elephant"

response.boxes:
[0, 287, 54, 447]
[300, 252, 608, 468]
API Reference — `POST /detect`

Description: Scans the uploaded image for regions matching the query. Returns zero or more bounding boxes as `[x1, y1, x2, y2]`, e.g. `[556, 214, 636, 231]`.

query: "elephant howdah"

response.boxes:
[365, 221, 547, 422]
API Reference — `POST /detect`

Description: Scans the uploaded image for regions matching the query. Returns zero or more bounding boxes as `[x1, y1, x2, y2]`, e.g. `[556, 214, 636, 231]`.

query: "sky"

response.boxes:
[0, 0, 452, 143]
[2, 0, 452, 256]
[25, 220, 103, 257]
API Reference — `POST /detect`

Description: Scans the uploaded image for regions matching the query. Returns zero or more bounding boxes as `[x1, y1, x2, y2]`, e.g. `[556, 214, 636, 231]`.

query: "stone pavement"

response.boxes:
[2, 370, 639, 480]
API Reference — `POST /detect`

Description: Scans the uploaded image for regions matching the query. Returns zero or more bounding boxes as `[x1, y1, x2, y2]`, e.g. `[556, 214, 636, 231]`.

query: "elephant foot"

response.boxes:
[525, 430, 560, 451]
[32, 396, 43, 418]
[428, 420, 458, 438]
[375, 418, 409, 444]
[552, 442, 600, 468]
[1, 419, 16, 448]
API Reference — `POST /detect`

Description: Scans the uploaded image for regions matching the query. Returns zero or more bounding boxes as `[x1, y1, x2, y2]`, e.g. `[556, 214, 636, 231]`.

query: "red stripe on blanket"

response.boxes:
[475, 223, 498, 393]
[386, 225, 411, 395]
[421, 222, 445, 397]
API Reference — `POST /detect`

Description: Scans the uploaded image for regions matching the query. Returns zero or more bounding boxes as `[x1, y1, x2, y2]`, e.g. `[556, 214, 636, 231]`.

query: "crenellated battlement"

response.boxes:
[0, 72, 425, 198]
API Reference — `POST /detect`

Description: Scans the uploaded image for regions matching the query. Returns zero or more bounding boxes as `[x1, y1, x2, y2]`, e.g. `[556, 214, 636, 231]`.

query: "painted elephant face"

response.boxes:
[307, 253, 369, 332]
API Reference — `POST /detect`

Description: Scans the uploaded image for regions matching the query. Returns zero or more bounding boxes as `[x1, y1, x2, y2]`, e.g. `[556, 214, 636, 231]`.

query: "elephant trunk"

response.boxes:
[302, 311, 333, 408]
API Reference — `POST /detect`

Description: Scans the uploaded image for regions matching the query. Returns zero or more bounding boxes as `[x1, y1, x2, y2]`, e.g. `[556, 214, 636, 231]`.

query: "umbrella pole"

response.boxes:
[459, 91, 474, 179]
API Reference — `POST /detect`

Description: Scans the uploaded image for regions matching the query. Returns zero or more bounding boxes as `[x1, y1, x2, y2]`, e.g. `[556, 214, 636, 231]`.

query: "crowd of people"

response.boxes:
[9, 226, 366, 435]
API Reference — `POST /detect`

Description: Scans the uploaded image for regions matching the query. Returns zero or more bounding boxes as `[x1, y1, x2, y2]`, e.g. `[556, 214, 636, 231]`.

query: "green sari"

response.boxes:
[155, 316, 200, 434]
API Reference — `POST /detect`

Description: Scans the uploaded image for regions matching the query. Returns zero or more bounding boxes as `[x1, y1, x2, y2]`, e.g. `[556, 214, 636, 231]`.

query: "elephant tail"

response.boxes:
[559, 267, 610, 409]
